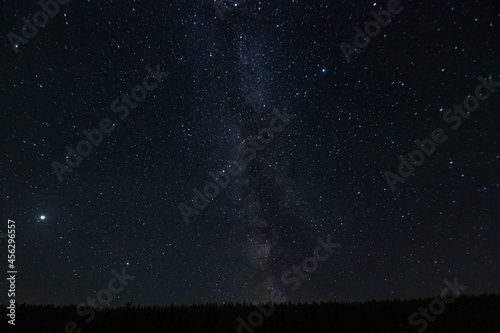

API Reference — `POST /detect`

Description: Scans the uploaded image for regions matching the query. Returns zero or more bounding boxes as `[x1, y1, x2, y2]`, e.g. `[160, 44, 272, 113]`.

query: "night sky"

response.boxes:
[0, 0, 499, 307]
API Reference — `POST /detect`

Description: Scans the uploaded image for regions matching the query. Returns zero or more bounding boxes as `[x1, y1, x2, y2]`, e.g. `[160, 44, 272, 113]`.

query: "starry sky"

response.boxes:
[0, 0, 499, 307]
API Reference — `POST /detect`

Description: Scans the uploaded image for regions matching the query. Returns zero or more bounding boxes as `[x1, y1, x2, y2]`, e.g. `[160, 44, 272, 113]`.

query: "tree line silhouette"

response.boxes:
[2, 294, 499, 332]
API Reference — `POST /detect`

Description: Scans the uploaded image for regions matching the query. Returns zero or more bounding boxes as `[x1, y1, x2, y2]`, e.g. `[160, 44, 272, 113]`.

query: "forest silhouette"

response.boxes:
[2, 293, 499, 332]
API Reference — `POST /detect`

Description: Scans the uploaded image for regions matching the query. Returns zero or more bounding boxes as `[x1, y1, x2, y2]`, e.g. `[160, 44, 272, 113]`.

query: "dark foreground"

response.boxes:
[2, 294, 500, 333]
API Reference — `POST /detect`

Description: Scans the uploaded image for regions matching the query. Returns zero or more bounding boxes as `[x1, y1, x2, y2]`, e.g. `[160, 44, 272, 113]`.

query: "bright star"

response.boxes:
[40, 215, 46, 220]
